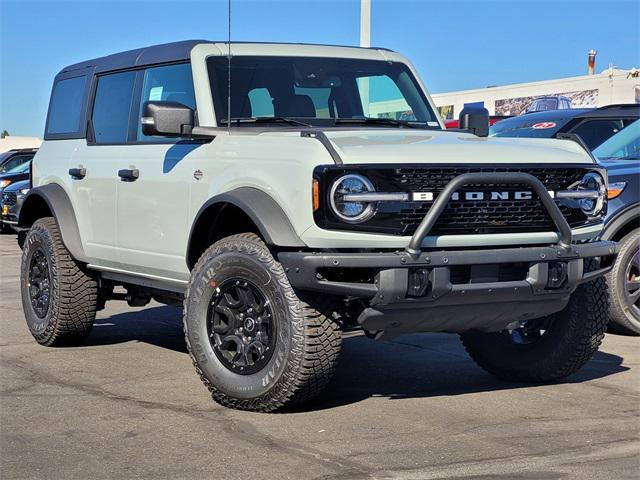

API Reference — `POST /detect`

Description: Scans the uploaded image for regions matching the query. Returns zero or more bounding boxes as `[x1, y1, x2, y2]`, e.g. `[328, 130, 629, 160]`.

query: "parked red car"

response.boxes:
[445, 115, 511, 129]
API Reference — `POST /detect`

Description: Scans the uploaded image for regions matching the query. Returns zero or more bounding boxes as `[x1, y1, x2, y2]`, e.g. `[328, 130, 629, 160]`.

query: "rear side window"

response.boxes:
[46, 76, 88, 137]
[92, 71, 136, 143]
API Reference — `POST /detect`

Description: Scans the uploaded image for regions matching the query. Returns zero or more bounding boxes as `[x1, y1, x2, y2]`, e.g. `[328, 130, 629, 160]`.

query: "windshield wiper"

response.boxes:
[334, 117, 425, 129]
[220, 117, 312, 127]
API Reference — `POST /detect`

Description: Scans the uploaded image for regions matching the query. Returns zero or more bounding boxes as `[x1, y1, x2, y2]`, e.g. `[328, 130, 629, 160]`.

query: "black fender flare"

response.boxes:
[600, 204, 640, 241]
[187, 187, 306, 265]
[18, 184, 89, 263]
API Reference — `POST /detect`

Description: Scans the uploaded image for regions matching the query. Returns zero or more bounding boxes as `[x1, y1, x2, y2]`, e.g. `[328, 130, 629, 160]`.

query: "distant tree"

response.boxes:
[0, 130, 9, 138]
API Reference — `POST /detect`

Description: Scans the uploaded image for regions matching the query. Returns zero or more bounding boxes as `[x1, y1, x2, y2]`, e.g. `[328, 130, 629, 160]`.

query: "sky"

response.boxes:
[1, 0, 639, 137]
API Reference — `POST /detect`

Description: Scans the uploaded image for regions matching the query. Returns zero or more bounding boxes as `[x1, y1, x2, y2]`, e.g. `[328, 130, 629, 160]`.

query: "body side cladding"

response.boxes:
[600, 204, 640, 241]
[18, 184, 89, 263]
[186, 187, 306, 269]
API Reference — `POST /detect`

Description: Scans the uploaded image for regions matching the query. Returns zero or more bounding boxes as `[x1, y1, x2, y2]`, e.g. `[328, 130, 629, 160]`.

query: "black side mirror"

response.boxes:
[142, 101, 194, 137]
[458, 106, 489, 137]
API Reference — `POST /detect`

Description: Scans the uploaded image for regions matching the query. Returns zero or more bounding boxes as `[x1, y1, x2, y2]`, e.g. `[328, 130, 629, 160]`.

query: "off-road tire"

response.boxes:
[20, 217, 98, 346]
[606, 229, 640, 336]
[183, 233, 342, 412]
[460, 276, 609, 382]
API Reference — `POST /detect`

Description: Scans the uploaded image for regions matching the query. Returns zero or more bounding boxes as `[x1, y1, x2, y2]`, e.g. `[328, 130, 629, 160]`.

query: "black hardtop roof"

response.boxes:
[59, 40, 395, 75]
[60, 40, 209, 74]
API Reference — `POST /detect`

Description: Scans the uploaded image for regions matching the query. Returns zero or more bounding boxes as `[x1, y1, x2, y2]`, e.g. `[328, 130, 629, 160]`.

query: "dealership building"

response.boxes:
[431, 66, 640, 121]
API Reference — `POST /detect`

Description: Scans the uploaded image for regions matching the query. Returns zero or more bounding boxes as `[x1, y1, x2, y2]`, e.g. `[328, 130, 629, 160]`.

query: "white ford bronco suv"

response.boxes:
[19, 41, 617, 412]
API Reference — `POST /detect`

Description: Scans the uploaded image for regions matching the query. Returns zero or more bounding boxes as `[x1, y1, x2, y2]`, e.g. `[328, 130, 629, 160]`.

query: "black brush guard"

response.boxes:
[279, 172, 617, 338]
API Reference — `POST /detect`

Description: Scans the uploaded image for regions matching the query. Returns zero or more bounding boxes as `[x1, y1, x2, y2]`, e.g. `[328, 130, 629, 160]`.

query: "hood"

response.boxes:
[0, 171, 29, 181]
[3, 179, 30, 192]
[597, 158, 640, 177]
[285, 129, 595, 165]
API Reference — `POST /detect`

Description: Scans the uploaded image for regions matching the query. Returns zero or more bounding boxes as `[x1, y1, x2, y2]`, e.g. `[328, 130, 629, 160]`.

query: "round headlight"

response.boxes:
[577, 171, 606, 216]
[330, 174, 376, 223]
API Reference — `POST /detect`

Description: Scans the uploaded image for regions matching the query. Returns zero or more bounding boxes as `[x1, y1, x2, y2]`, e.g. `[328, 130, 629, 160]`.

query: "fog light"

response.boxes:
[546, 262, 568, 289]
[408, 269, 430, 297]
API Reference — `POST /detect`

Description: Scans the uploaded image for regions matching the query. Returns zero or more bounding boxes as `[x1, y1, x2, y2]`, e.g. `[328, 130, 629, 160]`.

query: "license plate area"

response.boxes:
[449, 263, 530, 284]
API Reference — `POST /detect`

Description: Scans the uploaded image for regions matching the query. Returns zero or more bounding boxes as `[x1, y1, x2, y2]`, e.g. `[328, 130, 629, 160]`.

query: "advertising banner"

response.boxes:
[495, 89, 599, 115]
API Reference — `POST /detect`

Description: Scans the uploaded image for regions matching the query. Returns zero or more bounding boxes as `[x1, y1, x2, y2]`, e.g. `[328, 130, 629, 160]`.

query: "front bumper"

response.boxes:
[282, 171, 616, 338]
[279, 241, 617, 338]
[1, 201, 21, 228]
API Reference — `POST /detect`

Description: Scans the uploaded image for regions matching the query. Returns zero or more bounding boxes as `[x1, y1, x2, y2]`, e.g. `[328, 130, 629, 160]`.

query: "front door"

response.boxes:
[115, 63, 200, 281]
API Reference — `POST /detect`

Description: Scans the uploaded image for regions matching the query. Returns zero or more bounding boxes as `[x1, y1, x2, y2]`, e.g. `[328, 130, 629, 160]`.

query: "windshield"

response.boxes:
[5, 160, 31, 174]
[526, 98, 557, 112]
[593, 119, 640, 160]
[207, 56, 440, 128]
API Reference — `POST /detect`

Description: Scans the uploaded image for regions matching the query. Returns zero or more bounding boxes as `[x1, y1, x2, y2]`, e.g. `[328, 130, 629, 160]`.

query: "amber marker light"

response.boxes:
[607, 182, 626, 199]
[313, 179, 320, 211]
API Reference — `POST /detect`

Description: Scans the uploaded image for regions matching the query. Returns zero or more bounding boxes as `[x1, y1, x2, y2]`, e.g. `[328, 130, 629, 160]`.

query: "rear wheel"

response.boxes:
[183, 233, 342, 412]
[20, 217, 98, 346]
[607, 229, 640, 335]
[460, 276, 608, 382]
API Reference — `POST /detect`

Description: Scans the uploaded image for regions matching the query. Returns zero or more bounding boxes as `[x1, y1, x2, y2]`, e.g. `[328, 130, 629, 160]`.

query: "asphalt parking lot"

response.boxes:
[1, 233, 639, 480]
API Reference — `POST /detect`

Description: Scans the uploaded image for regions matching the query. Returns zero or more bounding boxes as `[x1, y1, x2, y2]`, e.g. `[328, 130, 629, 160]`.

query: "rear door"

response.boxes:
[70, 70, 136, 263]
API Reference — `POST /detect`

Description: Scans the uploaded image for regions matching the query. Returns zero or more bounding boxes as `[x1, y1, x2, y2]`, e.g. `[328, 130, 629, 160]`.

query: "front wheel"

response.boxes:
[183, 233, 342, 412]
[460, 276, 609, 382]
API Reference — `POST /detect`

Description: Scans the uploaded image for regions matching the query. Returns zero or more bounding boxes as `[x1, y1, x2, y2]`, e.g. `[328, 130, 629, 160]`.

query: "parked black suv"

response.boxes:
[490, 105, 639, 150]
[492, 108, 640, 335]
[0, 148, 37, 175]
[1, 179, 30, 234]
[593, 120, 640, 335]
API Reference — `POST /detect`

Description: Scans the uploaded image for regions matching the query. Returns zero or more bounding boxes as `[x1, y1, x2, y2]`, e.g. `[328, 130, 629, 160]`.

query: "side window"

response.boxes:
[137, 63, 195, 141]
[248, 88, 274, 117]
[92, 71, 136, 144]
[356, 75, 414, 120]
[571, 119, 624, 150]
[46, 76, 87, 136]
[294, 86, 332, 118]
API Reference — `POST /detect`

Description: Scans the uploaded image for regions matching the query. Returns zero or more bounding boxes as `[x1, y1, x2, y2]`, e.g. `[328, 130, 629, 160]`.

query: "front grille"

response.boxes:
[393, 167, 588, 235]
[2, 192, 17, 207]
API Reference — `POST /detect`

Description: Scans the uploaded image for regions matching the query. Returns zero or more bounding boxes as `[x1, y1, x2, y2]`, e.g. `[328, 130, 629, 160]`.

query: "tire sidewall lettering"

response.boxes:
[185, 243, 295, 399]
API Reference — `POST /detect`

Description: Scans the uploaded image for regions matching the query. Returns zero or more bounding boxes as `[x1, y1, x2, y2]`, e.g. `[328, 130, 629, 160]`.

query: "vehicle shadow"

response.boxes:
[86, 305, 630, 411]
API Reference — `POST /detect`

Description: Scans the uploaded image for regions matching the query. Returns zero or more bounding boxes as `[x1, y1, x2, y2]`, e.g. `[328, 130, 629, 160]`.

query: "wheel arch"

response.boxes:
[601, 204, 640, 242]
[186, 187, 305, 270]
[18, 184, 88, 262]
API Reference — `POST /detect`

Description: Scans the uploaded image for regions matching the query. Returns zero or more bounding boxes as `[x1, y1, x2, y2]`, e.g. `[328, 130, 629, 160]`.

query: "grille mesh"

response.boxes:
[392, 167, 588, 235]
[2, 192, 17, 207]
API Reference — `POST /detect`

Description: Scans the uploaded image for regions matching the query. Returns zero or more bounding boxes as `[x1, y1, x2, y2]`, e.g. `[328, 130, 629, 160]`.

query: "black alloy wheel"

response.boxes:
[624, 245, 640, 318]
[28, 247, 52, 318]
[207, 278, 276, 375]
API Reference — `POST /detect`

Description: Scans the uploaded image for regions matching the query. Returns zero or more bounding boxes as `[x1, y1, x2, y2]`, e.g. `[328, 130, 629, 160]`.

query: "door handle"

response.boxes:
[68, 167, 86, 179]
[118, 168, 139, 181]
